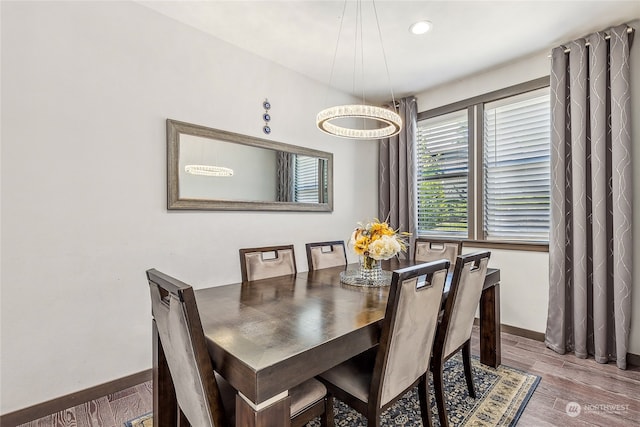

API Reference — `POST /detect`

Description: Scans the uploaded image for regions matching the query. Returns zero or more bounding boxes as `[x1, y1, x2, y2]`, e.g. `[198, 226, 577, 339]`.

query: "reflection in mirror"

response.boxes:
[167, 119, 333, 211]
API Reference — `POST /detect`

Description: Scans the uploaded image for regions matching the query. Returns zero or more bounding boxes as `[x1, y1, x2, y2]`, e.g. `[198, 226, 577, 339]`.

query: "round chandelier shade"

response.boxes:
[316, 104, 402, 139]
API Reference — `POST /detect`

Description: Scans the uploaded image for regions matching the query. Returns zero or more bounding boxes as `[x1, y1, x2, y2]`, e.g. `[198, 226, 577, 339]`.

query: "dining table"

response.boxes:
[152, 259, 501, 426]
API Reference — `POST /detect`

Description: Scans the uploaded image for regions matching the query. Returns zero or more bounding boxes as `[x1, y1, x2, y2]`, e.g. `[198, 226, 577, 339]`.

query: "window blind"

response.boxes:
[294, 155, 319, 203]
[416, 110, 468, 236]
[483, 88, 550, 241]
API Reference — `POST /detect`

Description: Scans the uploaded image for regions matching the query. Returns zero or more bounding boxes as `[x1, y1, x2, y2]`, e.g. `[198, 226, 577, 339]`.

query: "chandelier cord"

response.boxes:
[372, 0, 398, 115]
[357, 0, 365, 106]
[357, 0, 366, 129]
[324, 0, 348, 107]
[352, 0, 358, 95]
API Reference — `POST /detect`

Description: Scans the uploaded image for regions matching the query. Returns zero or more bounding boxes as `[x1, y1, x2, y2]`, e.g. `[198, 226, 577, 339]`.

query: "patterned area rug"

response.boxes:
[125, 356, 539, 427]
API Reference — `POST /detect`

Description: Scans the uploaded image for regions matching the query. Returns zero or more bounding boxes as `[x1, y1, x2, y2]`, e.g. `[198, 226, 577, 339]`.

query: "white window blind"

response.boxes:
[416, 110, 468, 236]
[483, 87, 550, 241]
[294, 155, 319, 203]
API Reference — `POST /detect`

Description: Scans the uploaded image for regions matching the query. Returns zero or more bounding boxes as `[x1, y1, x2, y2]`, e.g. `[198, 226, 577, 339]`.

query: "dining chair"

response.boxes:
[430, 251, 491, 427]
[239, 244, 297, 282]
[318, 259, 451, 427]
[305, 240, 348, 271]
[414, 238, 463, 273]
[146, 268, 334, 427]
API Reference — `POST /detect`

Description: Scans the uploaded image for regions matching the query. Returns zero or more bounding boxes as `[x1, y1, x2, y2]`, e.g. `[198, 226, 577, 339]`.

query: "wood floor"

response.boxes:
[16, 327, 640, 426]
[481, 330, 640, 427]
[15, 381, 153, 427]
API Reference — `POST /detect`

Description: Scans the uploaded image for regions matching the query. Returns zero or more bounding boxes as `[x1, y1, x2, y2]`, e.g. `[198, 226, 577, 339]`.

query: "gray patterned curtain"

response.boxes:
[379, 96, 417, 259]
[276, 151, 294, 202]
[546, 25, 633, 369]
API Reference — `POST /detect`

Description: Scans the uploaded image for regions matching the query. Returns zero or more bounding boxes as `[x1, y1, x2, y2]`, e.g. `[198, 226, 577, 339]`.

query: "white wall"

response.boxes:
[0, 1, 378, 414]
[417, 20, 640, 356]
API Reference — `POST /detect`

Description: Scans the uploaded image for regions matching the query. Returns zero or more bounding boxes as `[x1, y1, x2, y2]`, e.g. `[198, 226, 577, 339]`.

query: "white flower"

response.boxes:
[348, 229, 358, 248]
[367, 235, 402, 260]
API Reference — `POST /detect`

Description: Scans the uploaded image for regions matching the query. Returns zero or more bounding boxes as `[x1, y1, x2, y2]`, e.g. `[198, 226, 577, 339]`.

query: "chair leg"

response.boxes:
[462, 340, 476, 399]
[177, 408, 190, 427]
[320, 395, 335, 427]
[366, 417, 381, 427]
[418, 374, 433, 427]
[366, 407, 381, 427]
[432, 361, 449, 427]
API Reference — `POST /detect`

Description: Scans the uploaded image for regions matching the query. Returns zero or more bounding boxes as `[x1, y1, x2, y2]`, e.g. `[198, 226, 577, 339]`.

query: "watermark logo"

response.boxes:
[583, 403, 630, 413]
[565, 401, 630, 417]
[565, 401, 581, 417]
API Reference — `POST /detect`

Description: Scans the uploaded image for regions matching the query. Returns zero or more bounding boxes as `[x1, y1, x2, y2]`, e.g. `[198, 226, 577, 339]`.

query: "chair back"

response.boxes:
[440, 251, 491, 359]
[239, 245, 297, 282]
[305, 241, 347, 271]
[146, 269, 225, 427]
[414, 238, 462, 273]
[373, 260, 449, 407]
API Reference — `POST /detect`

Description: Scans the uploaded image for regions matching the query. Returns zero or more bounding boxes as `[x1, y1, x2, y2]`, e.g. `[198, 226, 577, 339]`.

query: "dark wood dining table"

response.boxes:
[153, 259, 501, 427]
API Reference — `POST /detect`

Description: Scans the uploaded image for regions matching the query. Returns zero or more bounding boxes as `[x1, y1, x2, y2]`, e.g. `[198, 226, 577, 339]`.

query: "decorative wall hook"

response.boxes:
[263, 99, 271, 134]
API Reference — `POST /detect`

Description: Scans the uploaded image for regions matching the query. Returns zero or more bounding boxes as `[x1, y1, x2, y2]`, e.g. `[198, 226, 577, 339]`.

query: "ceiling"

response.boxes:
[138, 1, 640, 103]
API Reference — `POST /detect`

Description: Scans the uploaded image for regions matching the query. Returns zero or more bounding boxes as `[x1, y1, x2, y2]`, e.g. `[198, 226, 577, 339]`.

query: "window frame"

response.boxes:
[416, 77, 550, 252]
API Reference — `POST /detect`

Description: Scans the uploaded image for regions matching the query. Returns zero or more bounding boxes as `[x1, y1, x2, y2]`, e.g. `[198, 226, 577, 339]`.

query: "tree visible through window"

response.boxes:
[416, 110, 468, 237]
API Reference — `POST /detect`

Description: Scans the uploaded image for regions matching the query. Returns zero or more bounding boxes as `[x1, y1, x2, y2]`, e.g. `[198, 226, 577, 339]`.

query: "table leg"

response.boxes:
[153, 320, 178, 426]
[235, 393, 291, 427]
[479, 283, 501, 368]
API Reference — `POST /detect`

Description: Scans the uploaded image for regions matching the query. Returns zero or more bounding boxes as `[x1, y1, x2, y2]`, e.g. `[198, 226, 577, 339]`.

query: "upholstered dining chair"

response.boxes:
[430, 251, 491, 427]
[318, 260, 451, 427]
[239, 244, 297, 282]
[414, 238, 463, 273]
[305, 240, 348, 271]
[146, 268, 334, 427]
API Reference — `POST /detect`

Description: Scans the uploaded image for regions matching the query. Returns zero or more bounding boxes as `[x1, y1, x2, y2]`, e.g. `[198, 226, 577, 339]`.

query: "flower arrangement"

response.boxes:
[349, 219, 410, 270]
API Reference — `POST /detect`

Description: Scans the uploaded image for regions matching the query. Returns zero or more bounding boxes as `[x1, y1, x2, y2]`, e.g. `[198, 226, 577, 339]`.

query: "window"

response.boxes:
[294, 155, 324, 203]
[416, 79, 550, 245]
[483, 89, 550, 241]
[416, 110, 469, 237]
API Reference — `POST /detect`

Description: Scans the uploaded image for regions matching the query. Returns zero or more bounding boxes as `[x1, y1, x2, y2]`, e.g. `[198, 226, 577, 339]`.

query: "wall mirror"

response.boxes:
[167, 119, 333, 211]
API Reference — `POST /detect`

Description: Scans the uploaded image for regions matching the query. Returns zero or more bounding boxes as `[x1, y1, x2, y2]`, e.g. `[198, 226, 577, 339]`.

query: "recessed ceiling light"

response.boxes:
[409, 20, 432, 35]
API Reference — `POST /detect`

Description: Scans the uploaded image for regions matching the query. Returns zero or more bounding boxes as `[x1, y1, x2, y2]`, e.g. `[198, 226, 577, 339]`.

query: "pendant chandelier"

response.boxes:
[185, 165, 234, 177]
[316, 0, 402, 140]
[184, 140, 234, 177]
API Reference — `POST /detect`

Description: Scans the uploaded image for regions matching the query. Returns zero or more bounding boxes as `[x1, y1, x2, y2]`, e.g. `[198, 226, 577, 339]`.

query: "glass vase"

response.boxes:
[359, 256, 382, 281]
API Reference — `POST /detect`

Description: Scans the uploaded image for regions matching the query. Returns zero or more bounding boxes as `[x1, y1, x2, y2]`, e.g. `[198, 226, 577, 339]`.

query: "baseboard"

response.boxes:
[473, 318, 545, 342]
[627, 352, 640, 368]
[0, 369, 152, 427]
[499, 323, 546, 342]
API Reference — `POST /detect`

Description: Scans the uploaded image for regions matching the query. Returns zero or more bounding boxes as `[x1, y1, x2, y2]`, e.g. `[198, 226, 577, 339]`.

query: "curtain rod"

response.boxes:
[549, 26, 634, 56]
